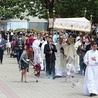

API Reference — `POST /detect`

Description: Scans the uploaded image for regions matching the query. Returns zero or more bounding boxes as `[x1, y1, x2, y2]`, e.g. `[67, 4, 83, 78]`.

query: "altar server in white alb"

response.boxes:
[83, 42, 98, 97]
[32, 34, 44, 70]
[55, 36, 66, 77]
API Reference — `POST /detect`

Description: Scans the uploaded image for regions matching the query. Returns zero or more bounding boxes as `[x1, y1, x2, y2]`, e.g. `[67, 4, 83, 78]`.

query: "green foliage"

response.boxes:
[14, 28, 27, 33]
[36, 29, 41, 34]
[0, 0, 98, 22]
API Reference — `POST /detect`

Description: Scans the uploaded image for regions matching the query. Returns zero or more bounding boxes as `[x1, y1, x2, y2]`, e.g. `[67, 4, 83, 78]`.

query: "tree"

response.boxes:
[0, 0, 35, 20]
[0, 0, 98, 23]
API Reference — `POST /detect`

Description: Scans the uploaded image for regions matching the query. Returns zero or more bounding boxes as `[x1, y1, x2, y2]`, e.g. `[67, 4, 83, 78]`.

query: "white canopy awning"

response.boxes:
[49, 17, 91, 32]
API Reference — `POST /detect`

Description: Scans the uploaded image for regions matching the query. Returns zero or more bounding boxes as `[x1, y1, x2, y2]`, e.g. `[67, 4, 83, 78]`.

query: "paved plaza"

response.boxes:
[0, 52, 96, 98]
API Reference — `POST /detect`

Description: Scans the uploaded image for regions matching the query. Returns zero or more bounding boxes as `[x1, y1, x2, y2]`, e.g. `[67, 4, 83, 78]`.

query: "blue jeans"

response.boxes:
[80, 60, 86, 75]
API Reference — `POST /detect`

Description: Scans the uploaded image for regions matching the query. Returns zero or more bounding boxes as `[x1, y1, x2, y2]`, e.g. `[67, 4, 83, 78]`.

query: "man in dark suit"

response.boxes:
[44, 37, 57, 79]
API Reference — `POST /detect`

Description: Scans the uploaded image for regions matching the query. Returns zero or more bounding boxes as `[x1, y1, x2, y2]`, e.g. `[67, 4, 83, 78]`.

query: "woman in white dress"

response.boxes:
[5, 32, 11, 55]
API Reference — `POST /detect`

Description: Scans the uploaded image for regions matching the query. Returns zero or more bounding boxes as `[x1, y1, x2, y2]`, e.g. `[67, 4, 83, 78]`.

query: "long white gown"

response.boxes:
[32, 39, 44, 70]
[55, 43, 66, 76]
[84, 50, 98, 95]
[41, 41, 47, 61]
[74, 40, 82, 70]
[41, 41, 47, 72]
[64, 44, 76, 75]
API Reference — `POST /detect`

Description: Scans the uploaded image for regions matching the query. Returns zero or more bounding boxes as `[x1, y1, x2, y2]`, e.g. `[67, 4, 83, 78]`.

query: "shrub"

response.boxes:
[14, 28, 27, 33]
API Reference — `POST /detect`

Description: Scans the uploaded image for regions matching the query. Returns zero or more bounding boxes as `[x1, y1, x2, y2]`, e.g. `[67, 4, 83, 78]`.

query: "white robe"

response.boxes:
[40, 41, 47, 72]
[41, 41, 47, 60]
[66, 62, 75, 76]
[74, 40, 82, 69]
[84, 50, 98, 95]
[64, 44, 76, 75]
[32, 39, 44, 70]
[55, 43, 66, 76]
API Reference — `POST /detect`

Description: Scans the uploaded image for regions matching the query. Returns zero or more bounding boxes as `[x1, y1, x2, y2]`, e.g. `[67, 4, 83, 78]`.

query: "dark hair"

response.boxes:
[49, 37, 52, 39]
[91, 42, 97, 46]
[80, 35, 83, 38]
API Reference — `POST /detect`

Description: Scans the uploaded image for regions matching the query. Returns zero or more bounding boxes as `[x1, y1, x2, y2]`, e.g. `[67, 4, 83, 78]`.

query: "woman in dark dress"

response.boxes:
[19, 50, 29, 83]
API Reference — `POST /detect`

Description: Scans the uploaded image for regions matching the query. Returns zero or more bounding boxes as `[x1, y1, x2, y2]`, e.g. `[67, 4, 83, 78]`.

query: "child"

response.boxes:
[65, 63, 75, 81]
[33, 62, 41, 82]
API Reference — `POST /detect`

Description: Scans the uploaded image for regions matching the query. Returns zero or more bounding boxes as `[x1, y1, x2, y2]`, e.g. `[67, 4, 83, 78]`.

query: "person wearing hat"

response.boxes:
[55, 35, 66, 77]
[83, 42, 98, 97]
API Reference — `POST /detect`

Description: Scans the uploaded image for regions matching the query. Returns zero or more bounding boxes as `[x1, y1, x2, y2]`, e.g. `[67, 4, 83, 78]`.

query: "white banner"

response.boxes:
[49, 17, 91, 32]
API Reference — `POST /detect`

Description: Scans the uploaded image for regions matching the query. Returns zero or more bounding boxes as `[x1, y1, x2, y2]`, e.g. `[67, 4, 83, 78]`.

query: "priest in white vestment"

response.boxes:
[83, 42, 98, 97]
[41, 36, 49, 73]
[32, 35, 44, 70]
[55, 36, 66, 77]
[64, 36, 76, 77]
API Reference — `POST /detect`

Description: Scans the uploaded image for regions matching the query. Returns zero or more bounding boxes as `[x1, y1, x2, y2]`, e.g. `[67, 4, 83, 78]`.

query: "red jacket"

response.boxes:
[26, 38, 34, 50]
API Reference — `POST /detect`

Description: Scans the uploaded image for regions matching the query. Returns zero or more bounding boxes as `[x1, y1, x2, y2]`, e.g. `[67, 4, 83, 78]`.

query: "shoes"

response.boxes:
[21, 77, 23, 82]
[24, 81, 28, 83]
[71, 76, 74, 78]
[90, 93, 97, 97]
[36, 80, 38, 82]
[47, 75, 50, 79]
[52, 76, 55, 79]
[0, 61, 2, 64]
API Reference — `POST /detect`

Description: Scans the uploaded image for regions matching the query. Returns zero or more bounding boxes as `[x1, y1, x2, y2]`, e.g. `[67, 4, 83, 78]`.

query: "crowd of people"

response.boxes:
[0, 27, 98, 96]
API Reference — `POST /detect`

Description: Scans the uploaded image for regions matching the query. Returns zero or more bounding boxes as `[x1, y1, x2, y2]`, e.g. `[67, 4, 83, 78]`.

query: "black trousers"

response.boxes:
[16, 50, 23, 62]
[0, 50, 4, 64]
[46, 60, 55, 77]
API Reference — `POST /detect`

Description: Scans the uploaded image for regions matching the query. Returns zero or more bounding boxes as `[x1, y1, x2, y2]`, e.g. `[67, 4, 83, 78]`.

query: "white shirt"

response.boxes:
[0, 39, 1, 43]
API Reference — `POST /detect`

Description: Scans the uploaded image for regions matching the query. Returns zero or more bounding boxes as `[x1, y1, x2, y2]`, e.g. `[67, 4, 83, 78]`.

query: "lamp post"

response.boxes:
[90, 14, 93, 35]
[47, 9, 49, 30]
[84, 9, 87, 17]
[90, 14, 93, 23]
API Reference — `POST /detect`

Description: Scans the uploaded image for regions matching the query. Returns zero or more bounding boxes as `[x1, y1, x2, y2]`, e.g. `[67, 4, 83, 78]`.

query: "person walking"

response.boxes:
[83, 42, 98, 97]
[5, 32, 12, 55]
[77, 39, 87, 75]
[55, 36, 66, 77]
[0, 33, 6, 64]
[44, 37, 57, 79]
[15, 33, 24, 63]
[32, 34, 44, 70]
[33, 62, 41, 82]
[19, 50, 29, 83]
